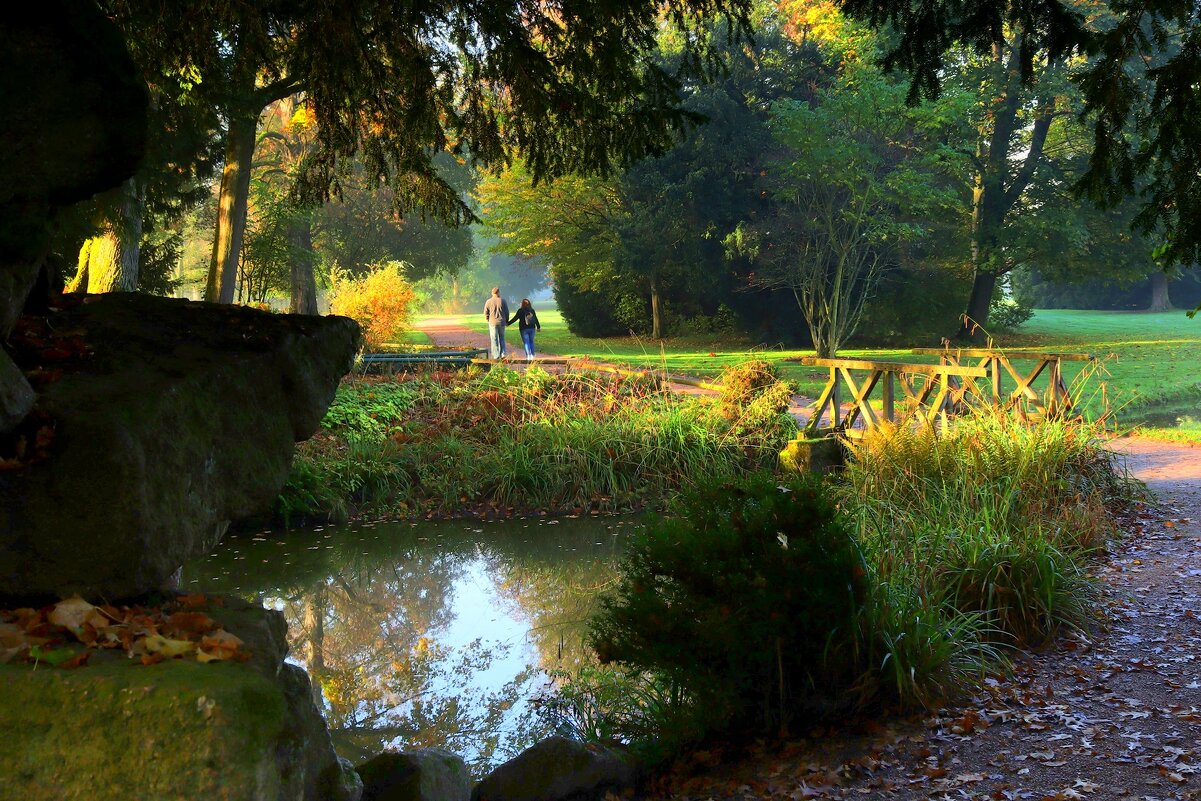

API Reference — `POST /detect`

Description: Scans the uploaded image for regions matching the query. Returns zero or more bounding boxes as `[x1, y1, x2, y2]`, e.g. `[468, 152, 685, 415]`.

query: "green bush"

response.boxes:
[589, 472, 865, 737]
[987, 294, 1035, 331]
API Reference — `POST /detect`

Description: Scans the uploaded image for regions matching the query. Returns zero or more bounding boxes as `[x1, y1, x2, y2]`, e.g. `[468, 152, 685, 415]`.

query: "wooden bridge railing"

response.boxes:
[801, 358, 988, 438]
[911, 348, 1095, 419]
[801, 349, 1095, 439]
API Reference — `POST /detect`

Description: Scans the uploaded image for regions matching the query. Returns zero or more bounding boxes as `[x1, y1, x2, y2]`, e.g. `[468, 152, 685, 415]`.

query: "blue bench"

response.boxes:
[358, 349, 488, 372]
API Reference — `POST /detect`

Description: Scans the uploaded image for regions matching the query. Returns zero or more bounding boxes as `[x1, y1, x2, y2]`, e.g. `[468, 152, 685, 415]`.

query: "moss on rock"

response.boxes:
[0, 659, 288, 800]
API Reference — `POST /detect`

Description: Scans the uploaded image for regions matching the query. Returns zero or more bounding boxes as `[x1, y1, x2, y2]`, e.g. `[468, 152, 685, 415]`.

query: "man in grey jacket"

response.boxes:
[483, 287, 509, 359]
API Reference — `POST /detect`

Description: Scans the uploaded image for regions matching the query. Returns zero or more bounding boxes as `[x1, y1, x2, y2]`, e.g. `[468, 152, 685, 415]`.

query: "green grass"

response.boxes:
[415, 307, 1201, 438]
[380, 328, 433, 347]
[1004, 309, 1201, 418]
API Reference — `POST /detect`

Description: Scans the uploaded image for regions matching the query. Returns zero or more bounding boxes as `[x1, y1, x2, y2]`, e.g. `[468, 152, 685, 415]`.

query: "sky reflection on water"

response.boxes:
[181, 516, 632, 775]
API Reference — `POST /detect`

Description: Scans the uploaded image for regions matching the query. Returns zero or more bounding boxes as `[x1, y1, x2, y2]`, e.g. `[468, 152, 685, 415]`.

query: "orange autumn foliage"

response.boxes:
[328, 262, 416, 350]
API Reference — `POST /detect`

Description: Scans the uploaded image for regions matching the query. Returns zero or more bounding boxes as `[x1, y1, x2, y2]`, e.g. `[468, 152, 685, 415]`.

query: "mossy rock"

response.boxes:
[779, 436, 845, 474]
[0, 599, 357, 801]
[0, 658, 292, 800]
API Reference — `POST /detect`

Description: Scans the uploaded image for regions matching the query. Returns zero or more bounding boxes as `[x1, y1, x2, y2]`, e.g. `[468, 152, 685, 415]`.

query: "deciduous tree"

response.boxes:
[107, 0, 753, 305]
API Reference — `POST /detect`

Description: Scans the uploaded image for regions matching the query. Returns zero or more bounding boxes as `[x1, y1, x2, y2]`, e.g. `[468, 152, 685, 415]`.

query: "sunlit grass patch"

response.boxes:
[281, 364, 797, 522]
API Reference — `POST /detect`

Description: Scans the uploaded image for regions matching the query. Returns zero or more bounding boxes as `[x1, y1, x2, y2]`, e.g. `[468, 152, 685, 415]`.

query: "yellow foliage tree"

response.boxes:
[328, 262, 415, 350]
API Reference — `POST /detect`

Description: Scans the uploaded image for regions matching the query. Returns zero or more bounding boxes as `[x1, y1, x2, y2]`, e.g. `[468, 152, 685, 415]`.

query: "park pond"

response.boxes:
[182, 516, 633, 776]
[1127, 397, 1201, 435]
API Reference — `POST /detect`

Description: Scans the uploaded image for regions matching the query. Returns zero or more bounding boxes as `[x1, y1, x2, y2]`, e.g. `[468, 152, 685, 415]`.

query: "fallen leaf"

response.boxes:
[48, 596, 106, 632]
[197, 630, 244, 662]
[163, 611, 216, 638]
[142, 634, 195, 658]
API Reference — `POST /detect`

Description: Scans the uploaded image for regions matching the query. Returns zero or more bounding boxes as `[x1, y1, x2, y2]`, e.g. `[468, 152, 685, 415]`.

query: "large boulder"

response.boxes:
[0, 352, 35, 433]
[358, 749, 471, 801]
[0, 596, 360, 801]
[472, 737, 637, 801]
[0, 293, 359, 601]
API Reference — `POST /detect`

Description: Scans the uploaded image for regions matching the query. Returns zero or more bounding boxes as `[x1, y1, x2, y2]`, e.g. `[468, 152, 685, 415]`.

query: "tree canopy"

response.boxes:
[837, 0, 1201, 268]
[107, 0, 754, 221]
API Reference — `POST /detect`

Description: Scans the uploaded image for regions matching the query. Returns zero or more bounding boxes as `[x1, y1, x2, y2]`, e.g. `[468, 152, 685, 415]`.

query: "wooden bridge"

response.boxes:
[801, 349, 1095, 439]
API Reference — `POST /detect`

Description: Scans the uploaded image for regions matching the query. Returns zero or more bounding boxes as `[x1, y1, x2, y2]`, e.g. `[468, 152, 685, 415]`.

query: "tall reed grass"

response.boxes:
[840, 407, 1140, 705]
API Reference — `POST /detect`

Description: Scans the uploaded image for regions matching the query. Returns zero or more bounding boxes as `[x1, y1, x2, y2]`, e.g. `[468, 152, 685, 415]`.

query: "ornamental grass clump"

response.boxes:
[841, 408, 1138, 646]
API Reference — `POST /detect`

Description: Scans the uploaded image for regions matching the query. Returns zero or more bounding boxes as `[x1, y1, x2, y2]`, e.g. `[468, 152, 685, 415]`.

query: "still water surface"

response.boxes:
[181, 516, 632, 775]
[1127, 399, 1201, 433]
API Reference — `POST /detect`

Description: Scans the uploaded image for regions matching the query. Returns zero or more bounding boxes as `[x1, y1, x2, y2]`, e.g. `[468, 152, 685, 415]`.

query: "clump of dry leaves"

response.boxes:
[0, 593, 248, 669]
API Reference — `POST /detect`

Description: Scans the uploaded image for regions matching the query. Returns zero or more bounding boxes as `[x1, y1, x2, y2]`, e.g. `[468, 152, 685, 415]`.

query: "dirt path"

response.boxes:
[653, 437, 1201, 801]
[414, 316, 492, 350]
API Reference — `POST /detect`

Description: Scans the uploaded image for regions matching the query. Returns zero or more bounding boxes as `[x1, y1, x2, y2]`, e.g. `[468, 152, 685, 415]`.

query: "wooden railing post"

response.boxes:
[830, 368, 840, 429]
[883, 371, 895, 424]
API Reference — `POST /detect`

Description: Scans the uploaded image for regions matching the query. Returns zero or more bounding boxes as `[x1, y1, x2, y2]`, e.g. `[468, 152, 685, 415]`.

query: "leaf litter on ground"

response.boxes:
[0, 592, 249, 668]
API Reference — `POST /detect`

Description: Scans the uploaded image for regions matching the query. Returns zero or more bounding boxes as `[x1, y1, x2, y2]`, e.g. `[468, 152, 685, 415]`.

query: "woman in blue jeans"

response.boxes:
[507, 299, 541, 361]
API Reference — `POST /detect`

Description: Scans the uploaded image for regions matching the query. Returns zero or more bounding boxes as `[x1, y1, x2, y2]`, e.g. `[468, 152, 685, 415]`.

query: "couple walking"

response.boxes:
[483, 287, 541, 361]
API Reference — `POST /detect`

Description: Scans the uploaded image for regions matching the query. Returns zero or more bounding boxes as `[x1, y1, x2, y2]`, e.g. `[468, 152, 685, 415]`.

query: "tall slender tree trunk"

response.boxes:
[288, 214, 318, 314]
[206, 112, 258, 303]
[69, 177, 146, 293]
[1148, 271, 1173, 311]
[958, 44, 1059, 340]
[650, 278, 662, 339]
[303, 589, 327, 710]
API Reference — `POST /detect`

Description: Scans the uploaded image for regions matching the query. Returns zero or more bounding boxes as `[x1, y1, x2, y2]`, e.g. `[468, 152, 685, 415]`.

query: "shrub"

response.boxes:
[718, 359, 796, 444]
[719, 358, 782, 410]
[589, 472, 865, 737]
[988, 294, 1035, 331]
[552, 278, 625, 337]
[328, 261, 416, 349]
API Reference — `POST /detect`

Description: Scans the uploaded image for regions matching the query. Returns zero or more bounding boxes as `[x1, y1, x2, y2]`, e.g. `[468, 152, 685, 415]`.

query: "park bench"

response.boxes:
[358, 349, 488, 372]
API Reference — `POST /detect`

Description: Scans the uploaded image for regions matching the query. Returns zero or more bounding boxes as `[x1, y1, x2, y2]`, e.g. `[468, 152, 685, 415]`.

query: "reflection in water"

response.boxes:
[1126, 399, 1201, 431]
[181, 517, 630, 775]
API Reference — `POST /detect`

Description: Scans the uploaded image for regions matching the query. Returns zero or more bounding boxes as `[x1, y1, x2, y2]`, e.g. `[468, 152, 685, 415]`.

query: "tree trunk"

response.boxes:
[205, 112, 258, 304]
[302, 590, 327, 711]
[1147, 271, 1173, 311]
[957, 33, 1055, 341]
[960, 270, 999, 339]
[650, 278, 662, 339]
[288, 214, 318, 314]
[70, 178, 145, 294]
[66, 240, 91, 294]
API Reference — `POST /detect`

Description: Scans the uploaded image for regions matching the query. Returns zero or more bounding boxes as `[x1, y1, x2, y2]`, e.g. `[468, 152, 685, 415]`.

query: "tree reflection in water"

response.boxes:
[182, 517, 629, 775]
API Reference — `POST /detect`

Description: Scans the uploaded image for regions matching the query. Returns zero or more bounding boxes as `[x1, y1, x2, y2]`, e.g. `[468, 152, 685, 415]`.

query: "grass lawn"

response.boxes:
[417, 309, 911, 397]
[414, 307, 1201, 439]
[1002, 309, 1201, 413]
